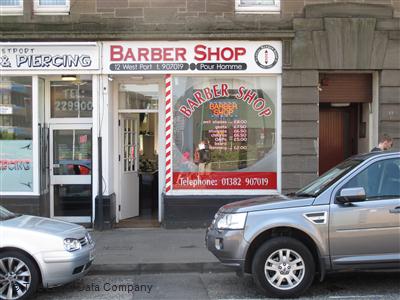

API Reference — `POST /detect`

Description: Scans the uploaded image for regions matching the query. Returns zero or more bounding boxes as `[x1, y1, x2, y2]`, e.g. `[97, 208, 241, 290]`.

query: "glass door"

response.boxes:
[50, 124, 92, 223]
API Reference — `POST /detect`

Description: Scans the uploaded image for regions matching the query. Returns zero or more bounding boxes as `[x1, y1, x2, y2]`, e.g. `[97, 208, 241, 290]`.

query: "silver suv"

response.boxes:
[206, 151, 400, 298]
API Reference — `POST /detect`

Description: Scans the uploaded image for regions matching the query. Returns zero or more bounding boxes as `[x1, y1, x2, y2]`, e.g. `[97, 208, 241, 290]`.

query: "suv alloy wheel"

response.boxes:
[252, 237, 315, 298]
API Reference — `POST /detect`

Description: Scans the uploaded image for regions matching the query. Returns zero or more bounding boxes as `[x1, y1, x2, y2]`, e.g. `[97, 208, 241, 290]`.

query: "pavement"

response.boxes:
[89, 228, 230, 275]
[35, 272, 400, 299]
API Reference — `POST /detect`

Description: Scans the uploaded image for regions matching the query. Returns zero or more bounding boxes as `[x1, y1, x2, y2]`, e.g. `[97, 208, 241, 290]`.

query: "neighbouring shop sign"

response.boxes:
[0, 43, 99, 71]
[103, 41, 282, 74]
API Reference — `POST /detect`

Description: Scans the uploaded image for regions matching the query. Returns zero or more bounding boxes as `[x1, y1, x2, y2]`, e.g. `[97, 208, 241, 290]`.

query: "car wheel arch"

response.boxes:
[244, 226, 325, 279]
[0, 246, 44, 287]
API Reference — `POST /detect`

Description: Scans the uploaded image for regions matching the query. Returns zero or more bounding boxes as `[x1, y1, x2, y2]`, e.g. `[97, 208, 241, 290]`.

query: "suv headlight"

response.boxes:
[216, 212, 247, 230]
[64, 238, 82, 252]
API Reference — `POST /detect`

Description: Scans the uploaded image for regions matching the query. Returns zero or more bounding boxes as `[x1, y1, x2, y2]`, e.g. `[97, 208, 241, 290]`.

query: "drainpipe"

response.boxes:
[97, 136, 104, 231]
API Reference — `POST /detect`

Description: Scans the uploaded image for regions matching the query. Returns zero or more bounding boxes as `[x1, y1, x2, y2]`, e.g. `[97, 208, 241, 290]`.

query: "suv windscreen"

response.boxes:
[0, 206, 18, 221]
[295, 159, 362, 197]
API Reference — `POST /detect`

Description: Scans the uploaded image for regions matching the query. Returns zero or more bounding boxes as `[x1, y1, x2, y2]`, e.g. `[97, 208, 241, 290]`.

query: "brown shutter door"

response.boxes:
[319, 74, 372, 103]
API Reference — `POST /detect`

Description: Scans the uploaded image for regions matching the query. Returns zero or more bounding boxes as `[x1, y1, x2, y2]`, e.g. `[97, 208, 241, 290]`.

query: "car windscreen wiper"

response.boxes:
[294, 192, 315, 198]
[286, 192, 296, 197]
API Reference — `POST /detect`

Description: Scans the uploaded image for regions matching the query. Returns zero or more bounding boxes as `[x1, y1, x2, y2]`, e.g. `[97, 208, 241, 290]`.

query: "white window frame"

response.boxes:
[235, 0, 280, 14]
[0, 0, 23, 16]
[33, 0, 70, 15]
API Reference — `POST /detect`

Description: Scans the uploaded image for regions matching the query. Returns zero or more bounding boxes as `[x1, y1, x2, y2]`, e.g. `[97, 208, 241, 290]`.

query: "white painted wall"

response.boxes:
[370, 72, 380, 150]
[91, 75, 99, 221]
[92, 75, 115, 222]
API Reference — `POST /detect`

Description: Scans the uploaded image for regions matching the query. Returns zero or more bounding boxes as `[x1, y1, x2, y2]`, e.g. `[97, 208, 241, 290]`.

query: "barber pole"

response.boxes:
[165, 74, 173, 193]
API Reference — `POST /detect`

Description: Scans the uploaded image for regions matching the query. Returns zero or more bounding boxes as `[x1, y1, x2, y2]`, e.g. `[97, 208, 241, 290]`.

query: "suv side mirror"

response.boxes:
[336, 187, 366, 204]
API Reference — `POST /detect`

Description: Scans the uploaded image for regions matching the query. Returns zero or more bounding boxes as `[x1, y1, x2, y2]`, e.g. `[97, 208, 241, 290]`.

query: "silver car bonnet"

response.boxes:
[2, 215, 85, 236]
[219, 195, 315, 213]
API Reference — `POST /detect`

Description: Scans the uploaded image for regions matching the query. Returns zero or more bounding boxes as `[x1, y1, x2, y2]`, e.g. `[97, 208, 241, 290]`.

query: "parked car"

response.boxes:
[0, 208, 95, 300]
[206, 151, 400, 298]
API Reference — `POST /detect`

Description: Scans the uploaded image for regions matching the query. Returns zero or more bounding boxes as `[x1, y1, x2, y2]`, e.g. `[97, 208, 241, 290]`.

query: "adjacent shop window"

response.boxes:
[235, 0, 280, 13]
[172, 76, 278, 191]
[0, 0, 23, 15]
[0, 76, 33, 192]
[50, 80, 92, 118]
[119, 84, 159, 110]
[33, 0, 70, 15]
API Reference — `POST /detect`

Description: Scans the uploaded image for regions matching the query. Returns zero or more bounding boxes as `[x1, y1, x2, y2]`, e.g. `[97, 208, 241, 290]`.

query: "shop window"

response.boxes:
[0, 76, 33, 192]
[50, 80, 92, 118]
[33, 0, 70, 15]
[235, 0, 280, 13]
[0, 0, 23, 15]
[172, 76, 278, 191]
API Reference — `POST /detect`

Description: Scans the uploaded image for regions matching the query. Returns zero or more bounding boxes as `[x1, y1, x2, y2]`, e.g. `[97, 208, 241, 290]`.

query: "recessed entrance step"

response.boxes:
[115, 215, 159, 228]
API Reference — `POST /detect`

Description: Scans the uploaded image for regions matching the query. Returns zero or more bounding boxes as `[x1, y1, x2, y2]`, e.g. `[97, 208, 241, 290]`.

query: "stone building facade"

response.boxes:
[1, 0, 399, 227]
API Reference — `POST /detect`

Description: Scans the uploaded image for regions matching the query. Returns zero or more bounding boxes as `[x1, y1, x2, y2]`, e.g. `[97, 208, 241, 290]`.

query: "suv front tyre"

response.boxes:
[252, 237, 315, 298]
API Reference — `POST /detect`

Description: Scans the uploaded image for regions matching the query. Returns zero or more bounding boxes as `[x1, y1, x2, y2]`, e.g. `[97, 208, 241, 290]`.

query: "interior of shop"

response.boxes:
[115, 79, 160, 228]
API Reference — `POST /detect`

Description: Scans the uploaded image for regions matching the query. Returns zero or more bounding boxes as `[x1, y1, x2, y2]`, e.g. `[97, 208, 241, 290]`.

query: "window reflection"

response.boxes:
[53, 129, 92, 175]
[54, 184, 92, 217]
[51, 80, 92, 118]
[173, 77, 277, 172]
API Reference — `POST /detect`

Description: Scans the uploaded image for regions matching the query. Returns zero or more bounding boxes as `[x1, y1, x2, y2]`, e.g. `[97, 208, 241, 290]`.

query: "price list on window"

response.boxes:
[233, 120, 248, 149]
[204, 120, 248, 151]
[204, 101, 248, 151]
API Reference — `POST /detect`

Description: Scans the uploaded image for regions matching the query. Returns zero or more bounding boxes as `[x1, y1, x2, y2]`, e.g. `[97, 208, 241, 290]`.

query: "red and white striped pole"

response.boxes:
[165, 74, 173, 193]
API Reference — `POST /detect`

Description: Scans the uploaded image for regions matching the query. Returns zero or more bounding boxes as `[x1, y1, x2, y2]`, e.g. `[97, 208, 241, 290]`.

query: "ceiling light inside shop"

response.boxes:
[61, 75, 78, 81]
[130, 76, 144, 80]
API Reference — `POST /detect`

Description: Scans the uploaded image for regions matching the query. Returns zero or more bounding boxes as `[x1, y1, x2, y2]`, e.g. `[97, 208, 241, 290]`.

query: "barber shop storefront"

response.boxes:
[0, 42, 100, 224]
[0, 41, 282, 227]
[102, 41, 282, 228]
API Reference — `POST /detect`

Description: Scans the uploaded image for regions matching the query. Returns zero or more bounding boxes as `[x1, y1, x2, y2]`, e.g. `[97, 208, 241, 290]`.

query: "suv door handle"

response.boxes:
[389, 207, 400, 214]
